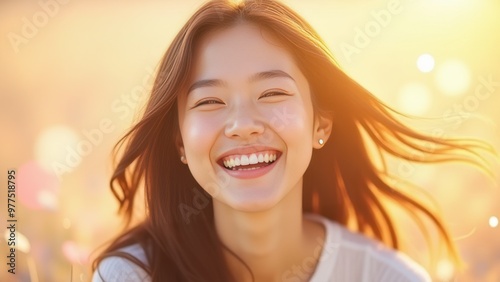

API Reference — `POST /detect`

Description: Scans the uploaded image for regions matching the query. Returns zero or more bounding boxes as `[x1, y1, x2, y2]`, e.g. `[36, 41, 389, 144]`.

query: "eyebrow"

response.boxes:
[187, 69, 295, 95]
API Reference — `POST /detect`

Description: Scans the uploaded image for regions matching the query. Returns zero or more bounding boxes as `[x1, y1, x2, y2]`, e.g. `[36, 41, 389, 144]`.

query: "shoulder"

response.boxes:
[306, 214, 431, 282]
[332, 221, 431, 282]
[92, 244, 151, 282]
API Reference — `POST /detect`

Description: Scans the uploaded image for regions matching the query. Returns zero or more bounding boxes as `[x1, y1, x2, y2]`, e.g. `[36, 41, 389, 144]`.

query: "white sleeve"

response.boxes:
[92, 256, 151, 282]
[333, 223, 432, 282]
[364, 244, 432, 282]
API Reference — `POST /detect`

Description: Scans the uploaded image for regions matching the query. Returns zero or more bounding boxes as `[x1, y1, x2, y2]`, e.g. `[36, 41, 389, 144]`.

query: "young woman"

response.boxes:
[91, 0, 493, 281]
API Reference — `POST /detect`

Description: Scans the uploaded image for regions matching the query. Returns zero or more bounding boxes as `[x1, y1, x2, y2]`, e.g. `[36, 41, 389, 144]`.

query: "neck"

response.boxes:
[213, 180, 325, 282]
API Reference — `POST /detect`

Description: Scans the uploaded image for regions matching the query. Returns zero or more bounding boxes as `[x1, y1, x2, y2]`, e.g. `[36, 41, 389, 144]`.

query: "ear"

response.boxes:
[175, 130, 187, 163]
[312, 113, 333, 149]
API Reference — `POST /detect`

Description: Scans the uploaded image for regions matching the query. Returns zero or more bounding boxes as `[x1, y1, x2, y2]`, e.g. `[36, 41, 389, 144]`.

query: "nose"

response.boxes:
[224, 103, 265, 140]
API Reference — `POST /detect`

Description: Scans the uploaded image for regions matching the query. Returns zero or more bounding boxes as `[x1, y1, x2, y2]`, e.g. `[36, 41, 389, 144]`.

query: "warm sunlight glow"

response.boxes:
[1, 0, 499, 280]
[436, 259, 455, 281]
[397, 83, 432, 115]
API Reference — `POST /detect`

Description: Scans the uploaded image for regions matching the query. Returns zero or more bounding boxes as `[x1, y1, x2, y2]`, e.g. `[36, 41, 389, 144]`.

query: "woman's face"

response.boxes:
[177, 23, 328, 211]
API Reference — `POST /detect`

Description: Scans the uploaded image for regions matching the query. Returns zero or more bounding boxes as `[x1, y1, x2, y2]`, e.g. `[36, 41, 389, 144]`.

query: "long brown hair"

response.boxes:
[92, 0, 495, 280]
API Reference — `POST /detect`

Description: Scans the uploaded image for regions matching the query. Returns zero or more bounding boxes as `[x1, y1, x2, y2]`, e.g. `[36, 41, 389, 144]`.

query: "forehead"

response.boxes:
[190, 23, 302, 82]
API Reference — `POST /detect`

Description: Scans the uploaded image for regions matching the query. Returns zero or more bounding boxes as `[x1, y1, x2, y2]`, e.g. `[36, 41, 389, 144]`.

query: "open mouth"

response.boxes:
[217, 150, 282, 171]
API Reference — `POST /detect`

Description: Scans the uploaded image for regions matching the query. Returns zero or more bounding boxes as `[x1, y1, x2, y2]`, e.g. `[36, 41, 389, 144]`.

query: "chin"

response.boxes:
[220, 188, 287, 212]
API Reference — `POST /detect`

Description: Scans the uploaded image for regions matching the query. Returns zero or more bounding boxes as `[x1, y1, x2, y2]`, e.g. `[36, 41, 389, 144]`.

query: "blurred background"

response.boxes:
[0, 0, 499, 281]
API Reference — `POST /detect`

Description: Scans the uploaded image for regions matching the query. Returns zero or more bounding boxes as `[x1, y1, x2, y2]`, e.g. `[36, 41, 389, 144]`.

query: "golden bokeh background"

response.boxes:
[0, 0, 499, 281]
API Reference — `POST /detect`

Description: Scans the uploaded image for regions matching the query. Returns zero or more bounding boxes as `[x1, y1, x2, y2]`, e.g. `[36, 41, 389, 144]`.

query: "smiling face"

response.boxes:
[176, 23, 331, 212]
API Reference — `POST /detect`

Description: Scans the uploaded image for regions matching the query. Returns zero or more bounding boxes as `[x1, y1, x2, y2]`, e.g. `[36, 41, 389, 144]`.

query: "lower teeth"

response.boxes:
[235, 166, 262, 171]
[228, 160, 275, 171]
[226, 160, 276, 170]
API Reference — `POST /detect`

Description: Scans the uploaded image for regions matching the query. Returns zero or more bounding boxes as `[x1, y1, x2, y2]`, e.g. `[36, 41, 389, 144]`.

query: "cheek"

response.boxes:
[270, 102, 314, 173]
[181, 114, 222, 159]
[180, 114, 226, 196]
[268, 102, 313, 147]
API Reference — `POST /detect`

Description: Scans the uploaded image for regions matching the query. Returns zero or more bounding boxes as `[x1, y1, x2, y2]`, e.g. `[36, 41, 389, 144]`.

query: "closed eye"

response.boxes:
[193, 99, 224, 108]
[259, 91, 292, 99]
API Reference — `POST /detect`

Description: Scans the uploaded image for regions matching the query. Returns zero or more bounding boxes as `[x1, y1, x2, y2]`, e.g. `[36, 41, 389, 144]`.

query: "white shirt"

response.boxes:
[92, 214, 431, 282]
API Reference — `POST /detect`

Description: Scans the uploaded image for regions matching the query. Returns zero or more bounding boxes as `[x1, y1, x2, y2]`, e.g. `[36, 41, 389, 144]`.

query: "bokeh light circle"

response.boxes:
[35, 125, 80, 171]
[62, 241, 90, 264]
[18, 160, 60, 211]
[417, 53, 435, 73]
[435, 59, 471, 96]
[4, 230, 31, 253]
[489, 216, 499, 228]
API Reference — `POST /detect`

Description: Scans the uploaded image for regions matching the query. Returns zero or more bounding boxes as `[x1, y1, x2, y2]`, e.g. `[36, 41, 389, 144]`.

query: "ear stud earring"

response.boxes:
[318, 138, 324, 145]
[180, 156, 186, 163]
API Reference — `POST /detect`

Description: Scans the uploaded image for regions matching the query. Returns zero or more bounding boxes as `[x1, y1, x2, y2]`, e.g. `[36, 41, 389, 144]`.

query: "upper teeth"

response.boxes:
[222, 151, 278, 168]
